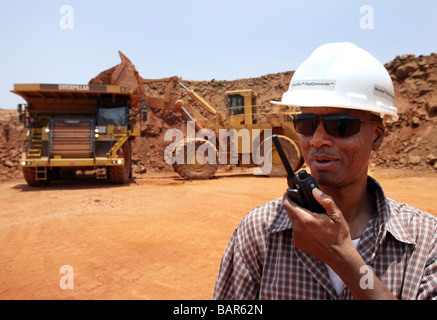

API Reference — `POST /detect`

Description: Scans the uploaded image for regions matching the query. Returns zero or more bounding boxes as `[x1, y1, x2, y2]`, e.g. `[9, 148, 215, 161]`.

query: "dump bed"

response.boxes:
[12, 83, 133, 115]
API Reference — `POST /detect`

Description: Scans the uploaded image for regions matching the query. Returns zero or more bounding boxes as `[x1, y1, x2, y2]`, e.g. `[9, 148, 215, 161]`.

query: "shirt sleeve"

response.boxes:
[212, 199, 280, 300]
[417, 255, 437, 299]
[416, 223, 437, 300]
[212, 226, 261, 300]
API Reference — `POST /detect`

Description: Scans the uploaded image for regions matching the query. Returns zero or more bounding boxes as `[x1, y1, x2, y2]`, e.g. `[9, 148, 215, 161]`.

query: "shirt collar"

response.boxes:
[267, 176, 416, 246]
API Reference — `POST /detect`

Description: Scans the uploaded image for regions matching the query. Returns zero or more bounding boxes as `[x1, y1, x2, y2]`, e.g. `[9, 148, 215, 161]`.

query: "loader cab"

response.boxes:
[226, 89, 258, 126]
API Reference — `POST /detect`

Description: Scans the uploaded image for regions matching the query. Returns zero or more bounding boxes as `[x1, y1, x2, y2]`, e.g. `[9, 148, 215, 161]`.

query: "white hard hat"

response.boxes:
[272, 42, 398, 122]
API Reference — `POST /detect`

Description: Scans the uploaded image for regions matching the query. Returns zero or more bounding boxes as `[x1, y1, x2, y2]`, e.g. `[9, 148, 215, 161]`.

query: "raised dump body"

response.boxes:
[12, 83, 140, 186]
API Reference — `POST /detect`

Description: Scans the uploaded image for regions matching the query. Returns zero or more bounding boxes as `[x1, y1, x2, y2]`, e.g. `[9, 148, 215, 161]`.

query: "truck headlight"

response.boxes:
[95, 126, 107, 134]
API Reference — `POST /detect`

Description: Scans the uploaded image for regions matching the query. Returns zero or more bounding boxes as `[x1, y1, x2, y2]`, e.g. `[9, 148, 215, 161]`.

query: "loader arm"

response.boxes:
[141, 77, 225, 131]
[142, 76, 180, 109]
[177, 81, 218, 115]
[175, 81, 225, 130]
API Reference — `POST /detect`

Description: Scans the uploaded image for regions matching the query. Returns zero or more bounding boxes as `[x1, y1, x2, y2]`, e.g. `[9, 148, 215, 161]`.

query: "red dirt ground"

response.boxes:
[0, 168, 436, 300]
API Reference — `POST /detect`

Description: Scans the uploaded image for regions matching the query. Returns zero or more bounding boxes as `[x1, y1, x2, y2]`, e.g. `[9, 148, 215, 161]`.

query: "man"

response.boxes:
[213, 42, 437, 300]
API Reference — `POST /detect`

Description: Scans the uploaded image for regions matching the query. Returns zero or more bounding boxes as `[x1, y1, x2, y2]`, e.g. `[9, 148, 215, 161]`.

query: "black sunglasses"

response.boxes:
[293, 113, 380, 137]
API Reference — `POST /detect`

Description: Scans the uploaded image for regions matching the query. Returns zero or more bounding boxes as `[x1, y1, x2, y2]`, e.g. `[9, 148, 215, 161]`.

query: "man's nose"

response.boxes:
[309, 122, 333, 149]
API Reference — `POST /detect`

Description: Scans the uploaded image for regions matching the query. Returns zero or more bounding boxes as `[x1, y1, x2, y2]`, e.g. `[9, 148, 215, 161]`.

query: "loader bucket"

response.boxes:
[89, 51, 142, 90]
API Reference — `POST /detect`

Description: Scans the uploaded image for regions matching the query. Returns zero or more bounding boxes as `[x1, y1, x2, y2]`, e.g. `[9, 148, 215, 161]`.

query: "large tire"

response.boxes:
[108, 141, 132, 184]
[174, 139, 218, 180]
[259, 135, 302, 177]
[22, 166, 48, 186]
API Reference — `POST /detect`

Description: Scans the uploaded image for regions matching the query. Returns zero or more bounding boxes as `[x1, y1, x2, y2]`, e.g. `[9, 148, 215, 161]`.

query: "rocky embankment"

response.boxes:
[2, 53, 436, 180]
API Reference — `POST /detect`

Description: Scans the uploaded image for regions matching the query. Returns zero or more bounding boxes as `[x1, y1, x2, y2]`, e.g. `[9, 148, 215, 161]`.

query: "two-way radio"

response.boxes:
[272, 134, 325, 213]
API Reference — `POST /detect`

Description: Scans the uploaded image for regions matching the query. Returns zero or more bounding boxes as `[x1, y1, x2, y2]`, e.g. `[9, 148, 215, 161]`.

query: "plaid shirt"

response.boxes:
[213, 177, 437, 300]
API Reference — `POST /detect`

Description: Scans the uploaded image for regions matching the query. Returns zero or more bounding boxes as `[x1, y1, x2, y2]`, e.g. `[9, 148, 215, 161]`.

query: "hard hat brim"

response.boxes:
[270, 100, 398, 122]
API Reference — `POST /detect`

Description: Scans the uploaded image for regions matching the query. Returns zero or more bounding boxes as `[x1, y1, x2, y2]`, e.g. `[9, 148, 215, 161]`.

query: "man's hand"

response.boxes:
[282, 188, 356, 266]
[283, 188, 397, 300]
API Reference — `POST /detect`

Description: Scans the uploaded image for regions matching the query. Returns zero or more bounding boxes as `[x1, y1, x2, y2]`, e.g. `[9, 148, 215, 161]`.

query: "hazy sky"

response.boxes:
[1, 0, 436, 108]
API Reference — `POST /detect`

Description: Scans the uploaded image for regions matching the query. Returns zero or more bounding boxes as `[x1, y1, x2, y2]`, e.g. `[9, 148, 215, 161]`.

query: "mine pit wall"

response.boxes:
[2, 53, 437, 180]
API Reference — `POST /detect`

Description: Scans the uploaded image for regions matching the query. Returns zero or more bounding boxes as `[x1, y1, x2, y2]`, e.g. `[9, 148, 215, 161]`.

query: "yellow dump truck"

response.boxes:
[12, 83, 140, 186]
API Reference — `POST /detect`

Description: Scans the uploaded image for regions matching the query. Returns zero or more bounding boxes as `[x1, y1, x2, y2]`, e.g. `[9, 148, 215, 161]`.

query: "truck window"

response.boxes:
[97, 106, 128, 126]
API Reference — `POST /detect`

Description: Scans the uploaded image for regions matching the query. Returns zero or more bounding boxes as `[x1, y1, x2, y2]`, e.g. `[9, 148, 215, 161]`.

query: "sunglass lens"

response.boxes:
[323, 115, 361, 137]
[294, 114, 362, 137]
[293, 115, 318, 135]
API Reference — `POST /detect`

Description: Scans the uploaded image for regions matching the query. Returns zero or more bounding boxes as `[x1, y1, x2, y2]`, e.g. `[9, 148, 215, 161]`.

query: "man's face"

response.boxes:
[298, 107, 384, 189]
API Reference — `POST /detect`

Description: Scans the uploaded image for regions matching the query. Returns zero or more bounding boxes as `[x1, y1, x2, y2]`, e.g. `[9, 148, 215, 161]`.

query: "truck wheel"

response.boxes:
[22, 167, 47, 186]
[259, 135, 302, 177]
[174, 139, 218, 180]
[109, 141, 132, 184]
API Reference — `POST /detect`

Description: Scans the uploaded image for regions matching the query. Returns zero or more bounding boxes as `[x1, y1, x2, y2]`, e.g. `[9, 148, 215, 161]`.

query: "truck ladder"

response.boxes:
[106, 135, 129, 158]
[35, 166, 47, 181]
[95, 167, 107, 179]
[29, 128, 42, 158]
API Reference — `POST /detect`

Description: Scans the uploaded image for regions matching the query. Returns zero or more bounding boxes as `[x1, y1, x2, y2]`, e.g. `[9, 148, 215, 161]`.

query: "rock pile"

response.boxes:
[0, 110, 23, 181]
[370, 53, 437, 171]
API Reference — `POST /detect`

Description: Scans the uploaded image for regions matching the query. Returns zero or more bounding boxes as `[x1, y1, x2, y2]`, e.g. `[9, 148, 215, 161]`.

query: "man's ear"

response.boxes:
[372, 123, 385, 151]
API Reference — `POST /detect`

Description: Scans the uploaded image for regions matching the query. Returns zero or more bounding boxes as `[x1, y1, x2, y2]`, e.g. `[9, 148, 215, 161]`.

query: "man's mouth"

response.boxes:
[310, 154, 339, 169]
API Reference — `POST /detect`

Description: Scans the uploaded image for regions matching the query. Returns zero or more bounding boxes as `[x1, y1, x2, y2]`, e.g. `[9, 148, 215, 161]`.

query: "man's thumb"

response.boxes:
[312, 188, 342, 222]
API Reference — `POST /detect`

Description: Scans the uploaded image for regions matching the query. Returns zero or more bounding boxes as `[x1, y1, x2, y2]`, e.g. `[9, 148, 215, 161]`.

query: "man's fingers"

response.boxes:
[283, 192, 323, 224]
[312, 188, 342, 223]
[283, 189, 345, 225]
[282, 192, 305, 223]
[282, 192, 297, 218]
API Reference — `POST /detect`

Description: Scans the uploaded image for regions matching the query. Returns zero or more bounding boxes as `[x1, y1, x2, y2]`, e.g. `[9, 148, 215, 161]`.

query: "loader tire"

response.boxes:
[174, 139, 218, 180]
[109, 141, 132, 184]
[259, 135, 302, 177]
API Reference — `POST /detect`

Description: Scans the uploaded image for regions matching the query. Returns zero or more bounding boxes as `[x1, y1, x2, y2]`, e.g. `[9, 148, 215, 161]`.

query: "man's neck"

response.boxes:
[321, 178, 375, 239]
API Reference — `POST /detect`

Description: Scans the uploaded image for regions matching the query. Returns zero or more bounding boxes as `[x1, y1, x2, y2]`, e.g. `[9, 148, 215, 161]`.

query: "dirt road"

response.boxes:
[0, 168, 436, 300]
